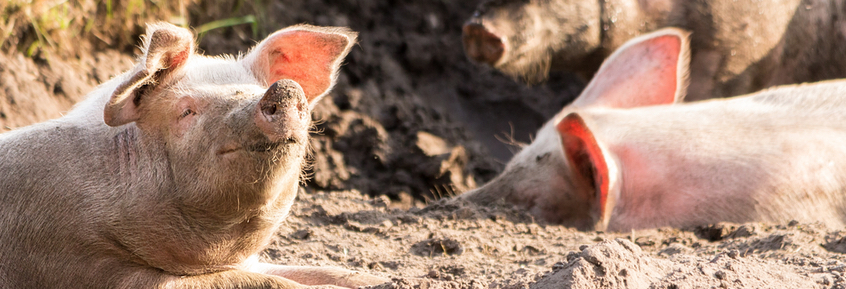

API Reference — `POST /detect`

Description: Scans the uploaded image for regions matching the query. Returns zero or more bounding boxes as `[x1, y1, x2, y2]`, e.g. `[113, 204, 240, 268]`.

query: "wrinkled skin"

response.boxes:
[0, 23, 389, 289]
[459, 28, 846, 232]
[463, 0, 846, 101]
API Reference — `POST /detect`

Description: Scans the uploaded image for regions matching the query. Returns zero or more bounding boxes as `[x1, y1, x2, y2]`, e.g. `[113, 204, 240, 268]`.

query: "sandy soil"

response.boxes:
[272, 189, 846, 289]
[3, 0, 846, 288]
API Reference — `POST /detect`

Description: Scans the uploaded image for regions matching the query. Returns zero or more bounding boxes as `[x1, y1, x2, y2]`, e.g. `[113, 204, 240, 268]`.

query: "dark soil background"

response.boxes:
[4, 1, 846, 288]
[188, 0, 584, 202]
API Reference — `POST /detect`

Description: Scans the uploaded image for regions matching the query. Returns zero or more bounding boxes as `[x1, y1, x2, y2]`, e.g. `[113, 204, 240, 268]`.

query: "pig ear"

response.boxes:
[243, 24, 357, 107]
[573, 28, 690, 108]
[104, 23, 194, 127]
[557, 113, 616, 230]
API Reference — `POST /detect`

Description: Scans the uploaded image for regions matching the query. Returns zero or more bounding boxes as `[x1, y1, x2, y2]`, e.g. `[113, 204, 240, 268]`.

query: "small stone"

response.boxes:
[552, 261, 567, 270]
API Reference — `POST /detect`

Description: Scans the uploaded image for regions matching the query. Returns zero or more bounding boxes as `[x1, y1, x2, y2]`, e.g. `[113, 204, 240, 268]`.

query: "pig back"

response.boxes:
[0, 119, 129, 286]
[588, 80, 846, 230]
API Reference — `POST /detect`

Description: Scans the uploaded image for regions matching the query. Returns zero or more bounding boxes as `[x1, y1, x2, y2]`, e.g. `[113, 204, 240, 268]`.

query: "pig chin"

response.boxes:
[497, 52, 553, 85]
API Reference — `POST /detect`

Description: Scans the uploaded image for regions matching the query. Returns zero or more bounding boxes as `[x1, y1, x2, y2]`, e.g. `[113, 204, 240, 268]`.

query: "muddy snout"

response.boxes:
[254, 79, 309, 143]
[462, 21, 504, 66]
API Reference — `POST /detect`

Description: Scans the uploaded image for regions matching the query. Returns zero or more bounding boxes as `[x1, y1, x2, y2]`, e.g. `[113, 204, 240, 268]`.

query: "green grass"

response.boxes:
[196, 15, 257, 39]
[1, 0, 266, 59]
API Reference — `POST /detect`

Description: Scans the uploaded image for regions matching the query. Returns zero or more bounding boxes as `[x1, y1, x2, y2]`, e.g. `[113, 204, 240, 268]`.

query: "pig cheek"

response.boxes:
[518, 177, 562, 220]
[516, 162, 589, 226]
[172, 114, 195, 138]
[501, 165, 547, 212]
[169, 115, 220, 179]
[168, 116, 209, 174]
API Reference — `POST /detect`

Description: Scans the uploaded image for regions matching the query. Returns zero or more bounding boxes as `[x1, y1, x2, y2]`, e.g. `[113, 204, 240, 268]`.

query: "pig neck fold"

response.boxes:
[114, 126, 139, 179]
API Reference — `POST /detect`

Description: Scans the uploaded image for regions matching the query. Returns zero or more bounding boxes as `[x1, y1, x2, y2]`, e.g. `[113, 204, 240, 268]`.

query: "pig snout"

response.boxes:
[254, 79, 309, 143]
[462, 22, 505, 66]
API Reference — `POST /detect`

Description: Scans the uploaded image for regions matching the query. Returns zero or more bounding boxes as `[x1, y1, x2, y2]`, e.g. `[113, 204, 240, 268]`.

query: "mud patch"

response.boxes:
[532, 239, 672, 289]
[0, 51, 133, 131]
[411, 237, 464, 257]
[268, 191, 846, 289]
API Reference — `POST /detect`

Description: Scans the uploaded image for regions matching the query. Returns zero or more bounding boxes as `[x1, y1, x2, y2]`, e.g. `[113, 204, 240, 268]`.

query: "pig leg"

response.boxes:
[170, 270, 302, 289]
[103, 259, 355, 289]
[116, 267, 338, 289]
[249, 263, 390, 288]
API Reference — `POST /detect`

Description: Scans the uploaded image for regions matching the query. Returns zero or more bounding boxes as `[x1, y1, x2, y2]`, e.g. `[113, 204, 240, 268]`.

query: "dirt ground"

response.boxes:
[2, 0, 846, 288]
[277, 190, 846, 289]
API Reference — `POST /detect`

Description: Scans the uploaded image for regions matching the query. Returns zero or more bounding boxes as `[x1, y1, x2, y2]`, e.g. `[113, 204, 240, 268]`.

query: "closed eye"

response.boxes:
[179, 109, 194, 119]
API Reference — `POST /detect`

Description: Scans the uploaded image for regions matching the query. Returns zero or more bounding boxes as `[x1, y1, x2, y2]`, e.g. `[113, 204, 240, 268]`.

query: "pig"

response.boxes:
[462, 0, 846, 101]
[0, 23, 390, 288]
[457, 27, 846, 232]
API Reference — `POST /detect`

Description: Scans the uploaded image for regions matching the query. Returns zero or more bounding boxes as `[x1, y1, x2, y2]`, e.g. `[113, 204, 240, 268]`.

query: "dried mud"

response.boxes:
[274, 190, 846, 289]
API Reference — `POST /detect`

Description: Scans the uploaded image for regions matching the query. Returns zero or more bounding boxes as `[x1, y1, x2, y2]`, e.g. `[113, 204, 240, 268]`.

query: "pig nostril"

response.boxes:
[462, 23, 504, 65]
[260, 79, 308, 116]
[262, 103, 278, 116]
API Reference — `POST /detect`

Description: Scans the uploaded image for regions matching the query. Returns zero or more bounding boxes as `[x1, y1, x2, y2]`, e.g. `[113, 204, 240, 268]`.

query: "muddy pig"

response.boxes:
[0, 23, 390, 288]
[463, 0, 846, 101]
[457, 27, 846, 231]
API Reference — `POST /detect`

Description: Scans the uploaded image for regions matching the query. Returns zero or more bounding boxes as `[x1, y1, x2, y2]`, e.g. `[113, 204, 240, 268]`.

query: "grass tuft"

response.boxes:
[196, 14, 257, 39]
[1, 0, 266, 59]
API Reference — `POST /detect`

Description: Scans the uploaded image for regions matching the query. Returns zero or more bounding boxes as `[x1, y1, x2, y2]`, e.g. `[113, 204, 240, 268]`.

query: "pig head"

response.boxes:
[0, 23, 388, 288]
[458, 27, 846, 231]
[463, 0, 846, 101]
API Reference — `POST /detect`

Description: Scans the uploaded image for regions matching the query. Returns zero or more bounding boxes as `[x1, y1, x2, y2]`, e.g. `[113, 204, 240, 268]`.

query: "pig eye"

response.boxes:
[179, 109, 195, 119]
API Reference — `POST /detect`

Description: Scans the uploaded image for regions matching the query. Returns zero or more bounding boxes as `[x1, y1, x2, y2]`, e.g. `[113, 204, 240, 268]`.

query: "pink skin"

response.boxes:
[0, 23, 390, 288]
[460, 27, 846, 231]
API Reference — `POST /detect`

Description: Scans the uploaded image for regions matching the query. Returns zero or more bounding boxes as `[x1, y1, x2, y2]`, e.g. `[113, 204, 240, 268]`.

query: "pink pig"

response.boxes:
[458, 28, 846, 231]
[0, 23, 388, 288]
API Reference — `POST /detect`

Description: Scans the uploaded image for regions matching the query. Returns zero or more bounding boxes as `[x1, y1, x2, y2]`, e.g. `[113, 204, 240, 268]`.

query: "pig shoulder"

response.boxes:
[741, 80, 846, 113]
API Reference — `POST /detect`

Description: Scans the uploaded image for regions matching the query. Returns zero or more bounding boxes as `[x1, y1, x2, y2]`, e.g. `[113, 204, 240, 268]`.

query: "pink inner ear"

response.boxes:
[169, 49, 190, 68]
[263, 31, 347, 102]
[557, 113, 610, 219]
[577, 33, 683, 108]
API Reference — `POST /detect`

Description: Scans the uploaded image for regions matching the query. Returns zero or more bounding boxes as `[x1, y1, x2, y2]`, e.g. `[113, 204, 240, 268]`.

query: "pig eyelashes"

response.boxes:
[179, 109, 195, 119]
